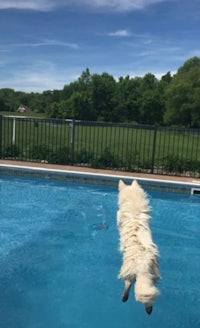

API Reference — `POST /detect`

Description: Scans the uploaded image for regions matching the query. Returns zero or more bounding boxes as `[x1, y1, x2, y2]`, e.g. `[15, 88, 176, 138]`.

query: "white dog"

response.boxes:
[117, 179, 160, 315]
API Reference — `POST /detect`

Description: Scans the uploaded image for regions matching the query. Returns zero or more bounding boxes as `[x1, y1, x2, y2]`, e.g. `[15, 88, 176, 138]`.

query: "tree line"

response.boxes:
[0, 56, 200, 127]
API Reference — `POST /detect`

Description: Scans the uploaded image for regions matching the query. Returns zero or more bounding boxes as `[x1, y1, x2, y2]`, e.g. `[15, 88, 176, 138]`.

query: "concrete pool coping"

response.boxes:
[0, 160, 200, 194]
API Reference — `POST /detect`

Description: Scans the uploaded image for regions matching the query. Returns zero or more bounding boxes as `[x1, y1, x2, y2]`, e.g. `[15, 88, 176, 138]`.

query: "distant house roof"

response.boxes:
[17, 105, 31, 113]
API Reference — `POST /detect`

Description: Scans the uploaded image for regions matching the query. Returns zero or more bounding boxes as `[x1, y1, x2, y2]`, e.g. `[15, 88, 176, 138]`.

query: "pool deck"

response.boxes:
[0, 159, 199, 185]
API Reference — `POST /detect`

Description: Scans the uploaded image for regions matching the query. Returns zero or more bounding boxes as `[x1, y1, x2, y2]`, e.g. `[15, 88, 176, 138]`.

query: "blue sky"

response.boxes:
[0, 0, 200, 93]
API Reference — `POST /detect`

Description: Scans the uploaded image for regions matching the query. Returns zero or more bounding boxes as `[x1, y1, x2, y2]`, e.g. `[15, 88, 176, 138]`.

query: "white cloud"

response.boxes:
[0, 0, 176, 12]
[34, 40, 79, 49]
[15, 39, 79, 49]
[0, 61, 81, 92]
[107, 29, 131, 37]
[116, 69, 177, 80]
[0, 0, 53, 11]
[67, 0, 176, 12]
[83, 0, 167, 11]
[1, 40, 79, 52]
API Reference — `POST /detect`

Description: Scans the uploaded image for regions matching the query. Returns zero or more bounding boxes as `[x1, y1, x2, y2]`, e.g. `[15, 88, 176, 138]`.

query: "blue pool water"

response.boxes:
[0, 174, 200, 328]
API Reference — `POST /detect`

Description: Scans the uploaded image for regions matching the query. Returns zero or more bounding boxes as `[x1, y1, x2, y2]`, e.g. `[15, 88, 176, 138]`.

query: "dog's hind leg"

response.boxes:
[122, 279, 132, 302]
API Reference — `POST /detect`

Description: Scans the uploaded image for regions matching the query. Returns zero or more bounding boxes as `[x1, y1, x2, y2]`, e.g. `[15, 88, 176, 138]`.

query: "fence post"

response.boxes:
[0, 116, 2, 159]
[151, 126, 157, 174]
[70, 119, 76, 165]
[12, 117, 16, 145]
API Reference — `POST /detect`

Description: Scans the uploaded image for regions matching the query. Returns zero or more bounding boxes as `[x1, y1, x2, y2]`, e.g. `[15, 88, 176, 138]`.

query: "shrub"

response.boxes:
[4, 144, 20, 158]
[75, 149, 94, 165]
[50, 147, 71, 165]
[29, 144, 50, 161]
[163, 155, 200, 174]
[122, 151, 139, 171]
[91, 147, 120, 169]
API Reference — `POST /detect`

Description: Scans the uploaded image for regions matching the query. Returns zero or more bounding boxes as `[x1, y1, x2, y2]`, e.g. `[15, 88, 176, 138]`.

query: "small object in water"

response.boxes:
[145, 306, 153, 315]
[98, 224, 108, 230]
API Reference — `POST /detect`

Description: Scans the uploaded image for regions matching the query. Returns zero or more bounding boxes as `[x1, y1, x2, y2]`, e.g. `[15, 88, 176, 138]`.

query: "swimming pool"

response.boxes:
[0, 173, 200, 328]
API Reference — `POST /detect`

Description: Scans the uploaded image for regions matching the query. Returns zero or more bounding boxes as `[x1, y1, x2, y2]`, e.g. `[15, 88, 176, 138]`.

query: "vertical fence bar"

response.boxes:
[71, 119, 76, 165]
[12, 117, 16, 145]
[151, 126, 157, 174]
[21, 118, 24, 160]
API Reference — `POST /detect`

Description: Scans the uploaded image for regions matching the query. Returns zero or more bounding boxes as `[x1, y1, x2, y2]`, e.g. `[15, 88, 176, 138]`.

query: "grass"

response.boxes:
[1, 116, 200, 176]
[0, 111, 45, 118]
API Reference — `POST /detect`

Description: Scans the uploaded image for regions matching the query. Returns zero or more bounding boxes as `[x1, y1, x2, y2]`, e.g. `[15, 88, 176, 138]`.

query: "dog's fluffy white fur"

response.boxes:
[117, 179, 160, 314]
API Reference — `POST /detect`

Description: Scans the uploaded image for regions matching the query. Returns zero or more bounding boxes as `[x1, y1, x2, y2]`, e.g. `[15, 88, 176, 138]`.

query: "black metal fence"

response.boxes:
[0, 115, 200, 177]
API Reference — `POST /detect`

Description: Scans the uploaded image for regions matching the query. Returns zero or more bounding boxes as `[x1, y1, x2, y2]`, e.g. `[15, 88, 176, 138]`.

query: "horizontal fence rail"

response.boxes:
[0, 115, 200, 178]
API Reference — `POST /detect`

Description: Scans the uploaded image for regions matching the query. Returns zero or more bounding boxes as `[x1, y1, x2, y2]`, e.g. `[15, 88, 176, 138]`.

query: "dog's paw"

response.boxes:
[145, 306, 153, 315]
[122, 294, 129, 302]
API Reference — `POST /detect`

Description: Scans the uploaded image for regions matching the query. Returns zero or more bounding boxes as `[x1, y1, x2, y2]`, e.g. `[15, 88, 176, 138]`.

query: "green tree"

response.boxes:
[138, 90, 164, 124]
[78, 68, 92, 91]
[66, 91, 96, 120]
[0, 96, 5, 110]
[177, 56, 200, 74]
[137, 73, 164, 124]
[91, 72, 116, 121]
[160, 71, 173, 84]
[47, 102, 63, 118]
[0, 88, 16, 111]
[114, 76, 142, 122]
[141, 73, 158, 90]
[164, 57, 200, 127]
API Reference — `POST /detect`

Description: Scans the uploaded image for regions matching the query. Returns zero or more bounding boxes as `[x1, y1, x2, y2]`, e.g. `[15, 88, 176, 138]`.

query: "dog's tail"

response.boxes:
[135, 274, 159, 314]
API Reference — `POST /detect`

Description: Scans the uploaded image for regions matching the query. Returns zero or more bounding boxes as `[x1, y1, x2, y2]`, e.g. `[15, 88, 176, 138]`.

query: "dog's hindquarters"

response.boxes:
[135, 274, 160, 314]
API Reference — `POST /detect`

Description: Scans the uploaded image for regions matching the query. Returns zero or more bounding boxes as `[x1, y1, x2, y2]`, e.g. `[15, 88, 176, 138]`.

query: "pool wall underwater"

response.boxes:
[0, 163, 200, 194]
